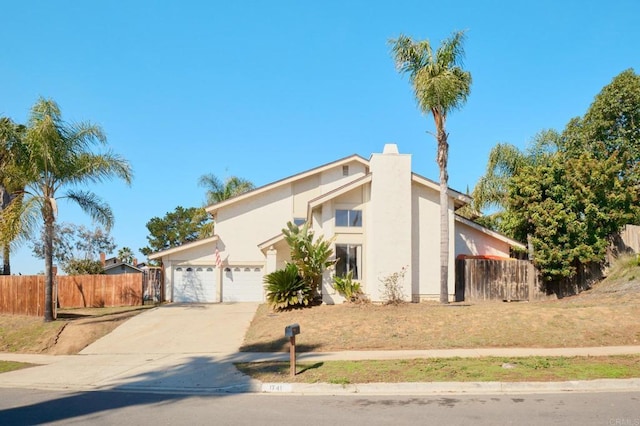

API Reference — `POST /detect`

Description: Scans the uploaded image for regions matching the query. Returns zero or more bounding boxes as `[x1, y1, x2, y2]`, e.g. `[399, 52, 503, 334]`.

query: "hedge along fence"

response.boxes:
[0, 274, 144, 317]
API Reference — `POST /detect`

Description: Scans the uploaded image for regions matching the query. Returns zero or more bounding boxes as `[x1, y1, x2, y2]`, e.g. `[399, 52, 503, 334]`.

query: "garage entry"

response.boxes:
[173, 266, 217, 303]
[222, 266, 264, 302]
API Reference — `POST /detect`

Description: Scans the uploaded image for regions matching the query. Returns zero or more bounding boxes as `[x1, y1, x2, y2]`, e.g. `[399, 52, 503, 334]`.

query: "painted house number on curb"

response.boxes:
[262, 383, 293, 393]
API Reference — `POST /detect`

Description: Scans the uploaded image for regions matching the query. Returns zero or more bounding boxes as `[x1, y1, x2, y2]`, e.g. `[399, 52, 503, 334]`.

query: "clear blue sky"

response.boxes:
[1, 0, 639, 274]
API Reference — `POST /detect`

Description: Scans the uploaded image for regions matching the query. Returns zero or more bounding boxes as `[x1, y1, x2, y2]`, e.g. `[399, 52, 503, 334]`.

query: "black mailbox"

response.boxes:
[285, 323, 300, 337]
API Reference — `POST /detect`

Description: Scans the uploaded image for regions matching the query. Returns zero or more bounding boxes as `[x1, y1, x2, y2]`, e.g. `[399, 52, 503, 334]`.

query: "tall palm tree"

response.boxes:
[20, 98, 133, 321]
[0, 117, 29, 275]
[198, 174, 255, 205]
[391, 31, 472, 303]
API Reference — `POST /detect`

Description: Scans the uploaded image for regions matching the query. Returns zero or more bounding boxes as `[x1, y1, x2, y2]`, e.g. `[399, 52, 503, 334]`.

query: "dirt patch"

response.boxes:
[46, 310, 146, 355]
[0, 306, 153, 355]
[241, 279, 640, 352]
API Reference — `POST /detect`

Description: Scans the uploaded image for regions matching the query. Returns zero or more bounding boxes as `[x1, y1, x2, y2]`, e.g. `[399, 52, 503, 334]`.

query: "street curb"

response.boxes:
[260, 378, 640, 396]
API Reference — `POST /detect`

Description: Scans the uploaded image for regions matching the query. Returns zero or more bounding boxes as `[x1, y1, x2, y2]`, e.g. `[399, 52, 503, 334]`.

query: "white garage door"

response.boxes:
[173, 266, 217, 303]
[222, 266, 264, 302]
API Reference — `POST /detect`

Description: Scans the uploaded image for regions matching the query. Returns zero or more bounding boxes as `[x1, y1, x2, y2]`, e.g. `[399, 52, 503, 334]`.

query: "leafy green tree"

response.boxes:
[198, 174, 255, 205]
[65, 259, 105, 275]
[508, 150, 636, 282]
[282, 221, 335, 295]
[31, 223, 116, 274]
[20, 98, 132, 321]
[140, 206, 210, 258]
[471, 130, 560, 237]
[560, 69, 640, 222]
[391, 31, 472, 303]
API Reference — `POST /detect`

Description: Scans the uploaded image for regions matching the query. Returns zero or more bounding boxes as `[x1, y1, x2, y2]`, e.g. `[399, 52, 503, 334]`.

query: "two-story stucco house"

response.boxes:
[149, 144, 524, 304]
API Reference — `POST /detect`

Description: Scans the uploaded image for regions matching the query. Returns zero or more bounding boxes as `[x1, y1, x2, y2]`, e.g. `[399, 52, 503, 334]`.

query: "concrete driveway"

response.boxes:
[0, 303, 262, 394]
[81, 303, 259, 355]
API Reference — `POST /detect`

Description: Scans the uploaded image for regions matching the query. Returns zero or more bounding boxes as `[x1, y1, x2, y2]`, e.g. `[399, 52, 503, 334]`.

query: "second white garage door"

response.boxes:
[173, 266, 217, 303]
[222, 266, 264, 302]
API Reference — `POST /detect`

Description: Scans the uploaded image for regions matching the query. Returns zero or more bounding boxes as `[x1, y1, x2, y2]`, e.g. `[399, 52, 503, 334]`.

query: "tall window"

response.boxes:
[335, 209, 362, 227]
[335, 244, 361, 279]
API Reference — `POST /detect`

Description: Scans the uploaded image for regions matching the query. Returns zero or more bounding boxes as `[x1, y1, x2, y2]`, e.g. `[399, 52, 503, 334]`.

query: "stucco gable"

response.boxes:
[411, 173, 471, 209]
[454, 215, 526, 250]
[205, 154, 369, 215]
[148, 235, 219, 260]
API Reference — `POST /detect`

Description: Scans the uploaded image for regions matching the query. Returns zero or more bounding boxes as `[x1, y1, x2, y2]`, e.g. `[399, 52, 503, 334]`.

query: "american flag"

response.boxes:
[215, 248, 222, 268]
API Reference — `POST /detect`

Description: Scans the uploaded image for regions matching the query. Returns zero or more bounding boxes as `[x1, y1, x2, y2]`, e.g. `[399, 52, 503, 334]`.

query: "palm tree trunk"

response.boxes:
[0, 185, 10, 275]
[2, 244, 9, 275]
[437, 127, 450, 304]
[43, 205, 55, 322]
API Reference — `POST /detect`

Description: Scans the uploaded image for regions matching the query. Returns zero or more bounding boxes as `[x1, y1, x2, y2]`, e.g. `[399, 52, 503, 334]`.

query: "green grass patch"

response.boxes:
[236, 355, 640, 383]
[0, 361, 35, 374]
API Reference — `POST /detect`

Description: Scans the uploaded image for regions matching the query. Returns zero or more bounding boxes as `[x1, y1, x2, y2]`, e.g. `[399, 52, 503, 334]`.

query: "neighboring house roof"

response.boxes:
[205, 154, 370, 215]
[103, 261, 144, 273]
[148, 235, 219, 260]
[454, 214, 526, 250]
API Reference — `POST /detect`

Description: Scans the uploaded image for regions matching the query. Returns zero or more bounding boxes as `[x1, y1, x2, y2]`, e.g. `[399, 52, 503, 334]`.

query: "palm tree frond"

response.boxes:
[64, 190, 115, 231]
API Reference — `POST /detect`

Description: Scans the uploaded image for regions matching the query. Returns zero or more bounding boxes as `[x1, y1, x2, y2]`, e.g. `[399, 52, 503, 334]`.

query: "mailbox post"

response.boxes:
[284, 323, 300, 377]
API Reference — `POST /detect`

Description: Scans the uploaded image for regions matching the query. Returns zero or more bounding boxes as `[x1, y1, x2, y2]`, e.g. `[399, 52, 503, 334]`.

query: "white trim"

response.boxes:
[148, 235, 219, 260]
[411, 173, 471, 207]
[205, 155, 370, 214]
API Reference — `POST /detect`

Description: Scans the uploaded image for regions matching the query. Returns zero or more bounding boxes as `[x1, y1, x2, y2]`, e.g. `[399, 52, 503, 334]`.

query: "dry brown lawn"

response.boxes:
[241, 283, 640, 352]
[0, 306, 153, 355]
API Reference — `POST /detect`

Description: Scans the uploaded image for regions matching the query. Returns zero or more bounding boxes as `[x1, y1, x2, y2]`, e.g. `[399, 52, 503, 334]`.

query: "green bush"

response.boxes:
[264, 263, 312, 311]
[332, 271, 364, 302]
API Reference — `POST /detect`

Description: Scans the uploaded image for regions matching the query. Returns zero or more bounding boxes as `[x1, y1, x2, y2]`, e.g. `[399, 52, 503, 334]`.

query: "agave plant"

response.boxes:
[264, 263, 312, 311]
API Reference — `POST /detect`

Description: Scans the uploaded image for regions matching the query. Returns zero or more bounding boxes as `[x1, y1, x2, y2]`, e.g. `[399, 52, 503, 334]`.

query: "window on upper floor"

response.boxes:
[336, 209, 362, 227]
[342, 165, 349, 176]
[335, 244, 361, 279]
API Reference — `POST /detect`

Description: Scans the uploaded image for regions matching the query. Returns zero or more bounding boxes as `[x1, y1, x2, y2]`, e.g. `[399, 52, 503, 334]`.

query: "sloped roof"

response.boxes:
[205, 154, 370, 214]
[104, 262, 144, 273]
[148, 235, 219, 260]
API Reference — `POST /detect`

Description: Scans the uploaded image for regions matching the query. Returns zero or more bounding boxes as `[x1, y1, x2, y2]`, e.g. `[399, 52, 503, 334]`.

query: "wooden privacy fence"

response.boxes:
[455, 258, 602, 302]
[0, 275, 45, 316]
[58, 274, 143, 308]
[0, 272, 160, 317]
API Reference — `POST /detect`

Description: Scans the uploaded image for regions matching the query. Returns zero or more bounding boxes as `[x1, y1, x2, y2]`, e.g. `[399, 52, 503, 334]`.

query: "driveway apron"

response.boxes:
[0, 303, 261, 393]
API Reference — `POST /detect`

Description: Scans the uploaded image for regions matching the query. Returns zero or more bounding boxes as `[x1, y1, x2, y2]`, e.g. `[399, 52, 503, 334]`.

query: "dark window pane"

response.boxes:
[350, 210, 362, 227]
[336, 210, 349, 227]
[335, 244, 347, 276]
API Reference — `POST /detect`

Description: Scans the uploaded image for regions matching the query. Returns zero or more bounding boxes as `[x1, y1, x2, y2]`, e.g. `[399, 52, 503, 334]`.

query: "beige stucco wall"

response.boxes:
[365, 147, 413, 302]
[454, 221, 511, 258]
[320, 185, 367, 304]
[410, 182, 456, 301]
[160, 242, 220, 302]
[215, 160, 369, 272]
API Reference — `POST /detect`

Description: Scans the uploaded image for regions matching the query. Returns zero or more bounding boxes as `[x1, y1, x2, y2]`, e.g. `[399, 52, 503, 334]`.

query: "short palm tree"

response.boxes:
[391, 31, 472, 303]
[198, 174, 255, 205]
[20, 98, 133, 321]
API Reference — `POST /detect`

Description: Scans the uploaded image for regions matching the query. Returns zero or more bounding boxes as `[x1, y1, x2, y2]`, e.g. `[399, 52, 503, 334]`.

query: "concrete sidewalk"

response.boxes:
[1, 345, 639, 395]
